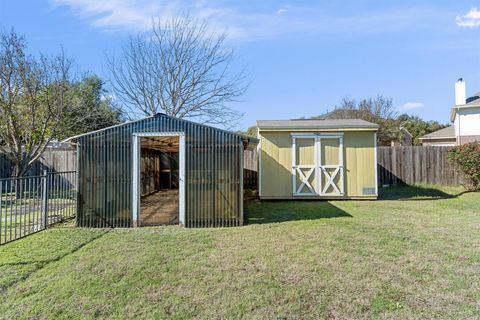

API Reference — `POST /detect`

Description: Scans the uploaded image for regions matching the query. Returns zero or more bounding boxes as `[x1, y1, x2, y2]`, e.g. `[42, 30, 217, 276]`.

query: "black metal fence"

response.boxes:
[0, 171, 76, 245]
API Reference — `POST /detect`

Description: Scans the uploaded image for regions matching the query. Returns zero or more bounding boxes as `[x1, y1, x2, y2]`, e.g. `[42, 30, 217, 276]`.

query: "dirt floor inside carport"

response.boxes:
[140, 189, 179, 226]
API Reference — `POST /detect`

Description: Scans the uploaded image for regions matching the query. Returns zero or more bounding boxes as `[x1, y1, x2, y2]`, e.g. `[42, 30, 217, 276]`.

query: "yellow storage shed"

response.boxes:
[257, 119, 379, 200]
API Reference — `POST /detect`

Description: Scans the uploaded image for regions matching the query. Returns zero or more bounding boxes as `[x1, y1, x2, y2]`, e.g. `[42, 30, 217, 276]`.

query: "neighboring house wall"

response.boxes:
[454, 106, 480, 144]
[418, 126, 456, 147]
[458, 135, 480, 144]
[454, 107, 480, 136]
[419, 83, 480, 146]
[420, 139, 456, 147]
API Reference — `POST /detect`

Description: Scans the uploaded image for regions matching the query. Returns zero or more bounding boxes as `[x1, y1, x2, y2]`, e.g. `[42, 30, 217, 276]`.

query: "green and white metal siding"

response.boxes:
[76, 114, 244, 228]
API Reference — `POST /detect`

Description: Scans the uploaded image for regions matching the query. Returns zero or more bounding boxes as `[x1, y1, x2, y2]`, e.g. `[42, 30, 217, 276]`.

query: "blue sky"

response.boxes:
[1, 1, 479, 130]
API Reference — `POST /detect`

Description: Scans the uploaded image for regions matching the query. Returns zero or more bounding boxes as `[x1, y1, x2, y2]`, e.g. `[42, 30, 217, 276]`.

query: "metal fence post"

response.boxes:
[42, 170, 48, 229]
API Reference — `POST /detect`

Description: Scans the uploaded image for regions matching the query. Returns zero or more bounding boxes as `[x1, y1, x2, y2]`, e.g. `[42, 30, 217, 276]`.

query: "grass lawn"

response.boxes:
[0, 195, 76, 244]
[0, 185, 479, 319]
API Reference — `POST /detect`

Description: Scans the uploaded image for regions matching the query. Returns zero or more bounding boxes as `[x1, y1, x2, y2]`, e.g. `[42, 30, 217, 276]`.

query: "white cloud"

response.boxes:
[398, 102, 424, 111]
[50, 0, 171, 31]
[456, 7, 480, 28]
[49, 1, 436, 41]
[276, 5, 290, 15]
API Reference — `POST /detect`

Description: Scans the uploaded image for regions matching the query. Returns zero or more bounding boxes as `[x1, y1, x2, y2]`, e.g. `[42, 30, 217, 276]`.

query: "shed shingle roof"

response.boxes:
[257, 119, 379, 129]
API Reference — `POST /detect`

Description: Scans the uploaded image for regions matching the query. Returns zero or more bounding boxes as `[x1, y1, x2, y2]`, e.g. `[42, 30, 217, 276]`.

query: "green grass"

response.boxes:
[0, 197, 76, 243]
[0, 185, 479, 319]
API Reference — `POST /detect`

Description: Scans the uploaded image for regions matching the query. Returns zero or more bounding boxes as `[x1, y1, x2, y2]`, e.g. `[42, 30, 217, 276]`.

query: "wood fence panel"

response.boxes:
[244, 149, 257, 171]
[243, 149, 258, 188]
[1, 146, 459, 189]
[377, 146, 461, 186]
[240, 146, 461, 188]
[1, 148, 260, 188]
[0, 148, 77, 178]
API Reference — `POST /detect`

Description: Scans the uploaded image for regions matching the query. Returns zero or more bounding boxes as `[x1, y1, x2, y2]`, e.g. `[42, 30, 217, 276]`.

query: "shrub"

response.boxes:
[448, 142, 480, 191]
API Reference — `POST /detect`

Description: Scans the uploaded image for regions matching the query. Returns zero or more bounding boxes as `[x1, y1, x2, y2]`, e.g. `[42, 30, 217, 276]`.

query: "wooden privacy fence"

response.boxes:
[377, 146, 462, 186]
[243, 149, 258, 188]
[1, 146, 460, 189]
[244, 146, 461, 188]
[0, 148, 77, 183]
[0, 148, 259, 188]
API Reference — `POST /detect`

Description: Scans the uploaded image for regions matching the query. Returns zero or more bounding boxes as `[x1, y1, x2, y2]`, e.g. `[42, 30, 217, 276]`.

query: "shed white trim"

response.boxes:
[374, 132, 378, 196]
[258, 129, 262, 197]
[291, 133, 344, 197]
[132, 132, 186, 226]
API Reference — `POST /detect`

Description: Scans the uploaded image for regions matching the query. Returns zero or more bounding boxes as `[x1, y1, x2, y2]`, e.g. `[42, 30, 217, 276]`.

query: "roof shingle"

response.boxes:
[256, 119, 379, 129]
[419, 126, 455, 140]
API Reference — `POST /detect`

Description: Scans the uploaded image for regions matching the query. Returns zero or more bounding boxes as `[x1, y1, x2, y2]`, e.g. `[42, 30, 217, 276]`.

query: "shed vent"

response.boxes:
[362, 187, 376, 195]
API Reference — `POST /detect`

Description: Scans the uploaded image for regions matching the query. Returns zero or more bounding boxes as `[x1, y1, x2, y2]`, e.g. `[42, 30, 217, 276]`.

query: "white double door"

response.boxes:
[292, 134, 344, 196]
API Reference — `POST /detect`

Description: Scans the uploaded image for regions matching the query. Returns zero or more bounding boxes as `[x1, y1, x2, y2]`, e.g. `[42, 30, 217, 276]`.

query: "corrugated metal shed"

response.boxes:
[69, 113, 256, 228]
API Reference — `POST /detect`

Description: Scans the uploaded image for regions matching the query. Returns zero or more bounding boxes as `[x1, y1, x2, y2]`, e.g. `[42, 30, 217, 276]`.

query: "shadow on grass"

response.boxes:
[246, 200, 351, 225]
[0, 228, 110, 292]
[378, 184, 469, 201]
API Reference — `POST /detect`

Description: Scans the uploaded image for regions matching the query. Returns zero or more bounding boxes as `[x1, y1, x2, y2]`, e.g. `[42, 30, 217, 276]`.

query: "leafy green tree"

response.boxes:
[236, 125, 257, 137]
[397, 114, 448, 145]
[58, 76, 123, 139]
[0, 29, 123, 178]
[0, 29, 75, 177]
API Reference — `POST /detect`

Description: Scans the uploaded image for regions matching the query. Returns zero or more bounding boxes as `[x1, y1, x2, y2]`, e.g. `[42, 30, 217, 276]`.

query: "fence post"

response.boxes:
[42, 170, 48, 229]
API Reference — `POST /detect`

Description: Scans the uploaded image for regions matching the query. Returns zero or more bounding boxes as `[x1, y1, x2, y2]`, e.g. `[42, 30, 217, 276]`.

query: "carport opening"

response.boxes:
[139, 136, 179, 226]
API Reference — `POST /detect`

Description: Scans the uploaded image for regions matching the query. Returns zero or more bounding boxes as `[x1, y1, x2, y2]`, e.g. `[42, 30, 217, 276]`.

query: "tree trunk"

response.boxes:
[13, 163, 26, 200]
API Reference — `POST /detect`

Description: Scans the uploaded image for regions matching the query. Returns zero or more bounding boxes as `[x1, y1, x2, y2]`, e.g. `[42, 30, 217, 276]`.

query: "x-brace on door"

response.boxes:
[292, 134, 344, 196]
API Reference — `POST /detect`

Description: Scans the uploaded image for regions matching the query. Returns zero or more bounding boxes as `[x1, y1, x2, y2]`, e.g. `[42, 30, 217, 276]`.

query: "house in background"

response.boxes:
[390, 126, 413, 146]
[452, 79, 480, 144]
[420, 79, 480, 146]
[418, 126, 456, 146]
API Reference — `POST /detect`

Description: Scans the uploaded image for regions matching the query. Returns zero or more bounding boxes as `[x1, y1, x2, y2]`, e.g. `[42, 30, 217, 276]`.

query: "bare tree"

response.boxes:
[331, 96, 397, 121]
[108, 16, 247, 127]
[321, 96, 399, 145]
[0, 29, 74, 177]
[358, 96, 397, 120]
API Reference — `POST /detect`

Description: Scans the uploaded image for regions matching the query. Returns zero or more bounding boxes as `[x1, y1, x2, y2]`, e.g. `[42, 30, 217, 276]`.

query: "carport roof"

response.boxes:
[62, 113, 258, 149]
